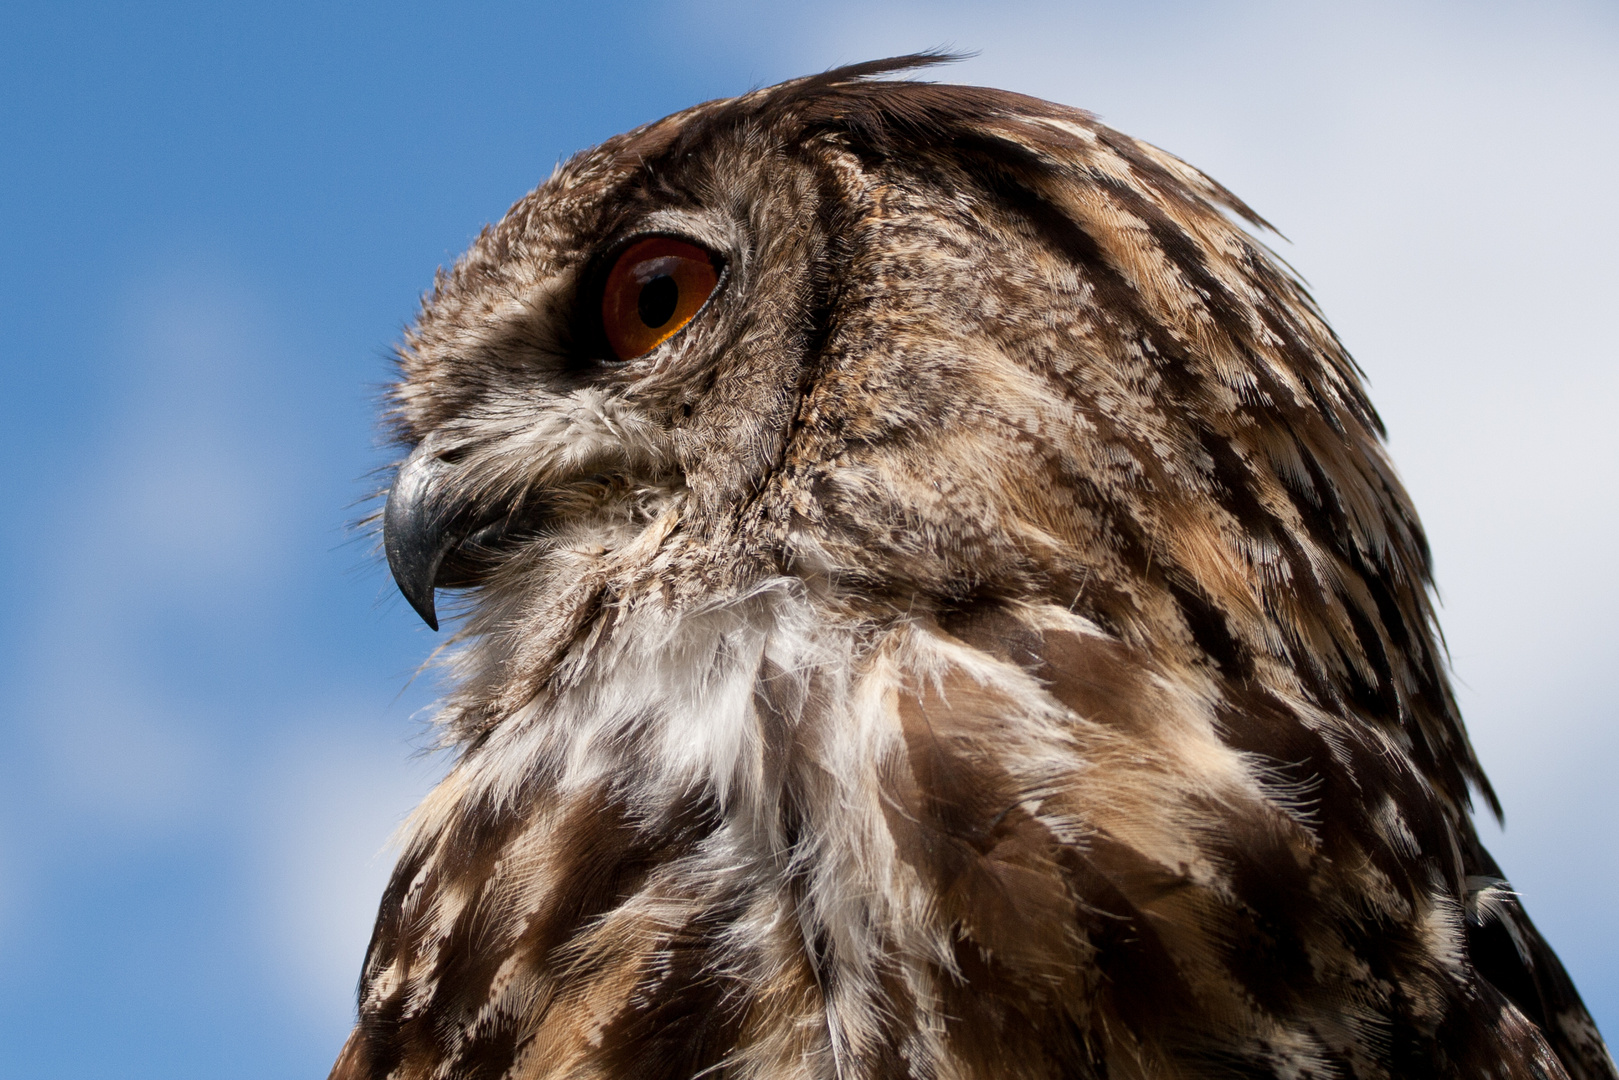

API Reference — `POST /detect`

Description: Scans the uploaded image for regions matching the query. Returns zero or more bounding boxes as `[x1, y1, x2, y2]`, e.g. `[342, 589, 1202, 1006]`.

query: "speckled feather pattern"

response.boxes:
[333, 58, 1615, 1080]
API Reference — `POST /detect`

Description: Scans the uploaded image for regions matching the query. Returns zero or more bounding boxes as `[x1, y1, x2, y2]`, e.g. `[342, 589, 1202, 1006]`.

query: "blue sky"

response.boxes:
[2, 2, 1615, 1075]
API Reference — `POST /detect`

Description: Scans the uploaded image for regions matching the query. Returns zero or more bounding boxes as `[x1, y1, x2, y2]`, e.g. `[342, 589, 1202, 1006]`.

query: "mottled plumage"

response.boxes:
[333, 57, 1614, 1079]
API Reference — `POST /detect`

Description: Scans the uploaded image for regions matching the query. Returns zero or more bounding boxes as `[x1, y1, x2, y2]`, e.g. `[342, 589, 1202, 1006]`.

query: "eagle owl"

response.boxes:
[333, 57, 1615, 1080]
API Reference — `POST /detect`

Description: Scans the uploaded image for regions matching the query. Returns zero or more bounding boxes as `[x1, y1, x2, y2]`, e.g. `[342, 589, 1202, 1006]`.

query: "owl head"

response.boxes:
[381, 55, 1485, 812]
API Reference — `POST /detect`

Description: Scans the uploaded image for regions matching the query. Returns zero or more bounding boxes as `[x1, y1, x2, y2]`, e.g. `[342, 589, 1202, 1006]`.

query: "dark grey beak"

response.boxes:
[383, 442, 461, 631]
[384, 442, 552, 631]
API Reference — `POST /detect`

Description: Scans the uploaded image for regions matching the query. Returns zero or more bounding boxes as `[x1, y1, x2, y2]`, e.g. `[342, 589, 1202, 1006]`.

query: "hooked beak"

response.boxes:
[383, 441, 461, 631]
[384, 441, 558, 631]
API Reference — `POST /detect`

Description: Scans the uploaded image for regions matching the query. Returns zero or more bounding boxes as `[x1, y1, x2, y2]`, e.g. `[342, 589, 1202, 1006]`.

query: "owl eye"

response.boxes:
[599, 236, 720, 361]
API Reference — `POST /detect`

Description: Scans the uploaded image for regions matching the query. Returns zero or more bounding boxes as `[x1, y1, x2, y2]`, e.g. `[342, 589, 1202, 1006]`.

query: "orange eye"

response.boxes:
[599, 236, 720, 361]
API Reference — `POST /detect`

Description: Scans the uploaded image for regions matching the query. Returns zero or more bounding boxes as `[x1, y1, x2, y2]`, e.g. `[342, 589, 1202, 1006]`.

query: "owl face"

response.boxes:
[384, 106, 847, 630]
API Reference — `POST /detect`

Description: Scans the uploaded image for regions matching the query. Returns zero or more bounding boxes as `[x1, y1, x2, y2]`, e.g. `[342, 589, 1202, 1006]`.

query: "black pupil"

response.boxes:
[637, 274, 679, 329]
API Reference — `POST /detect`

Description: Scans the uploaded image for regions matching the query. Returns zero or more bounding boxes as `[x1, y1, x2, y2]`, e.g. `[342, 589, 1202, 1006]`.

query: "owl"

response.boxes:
[331, 57, 1615, 1080]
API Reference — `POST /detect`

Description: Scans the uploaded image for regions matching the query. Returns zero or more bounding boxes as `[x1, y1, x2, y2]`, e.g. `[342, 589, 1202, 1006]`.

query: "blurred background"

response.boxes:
[2, 1, 1615, 1074]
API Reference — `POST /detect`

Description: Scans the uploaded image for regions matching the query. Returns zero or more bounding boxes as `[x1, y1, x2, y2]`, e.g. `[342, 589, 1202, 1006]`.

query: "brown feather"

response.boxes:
[340, 57, 1612, 1079]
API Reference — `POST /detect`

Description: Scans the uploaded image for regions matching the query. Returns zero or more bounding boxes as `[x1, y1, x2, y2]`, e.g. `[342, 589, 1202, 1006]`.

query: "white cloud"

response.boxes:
[34, 684, 221, 829]
[13, 265, 302, 832]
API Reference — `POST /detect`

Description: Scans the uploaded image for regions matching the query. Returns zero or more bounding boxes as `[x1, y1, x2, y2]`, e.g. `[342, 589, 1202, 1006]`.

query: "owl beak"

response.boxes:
[383, 441, 461, 631]
[384, 441, 554, 631]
